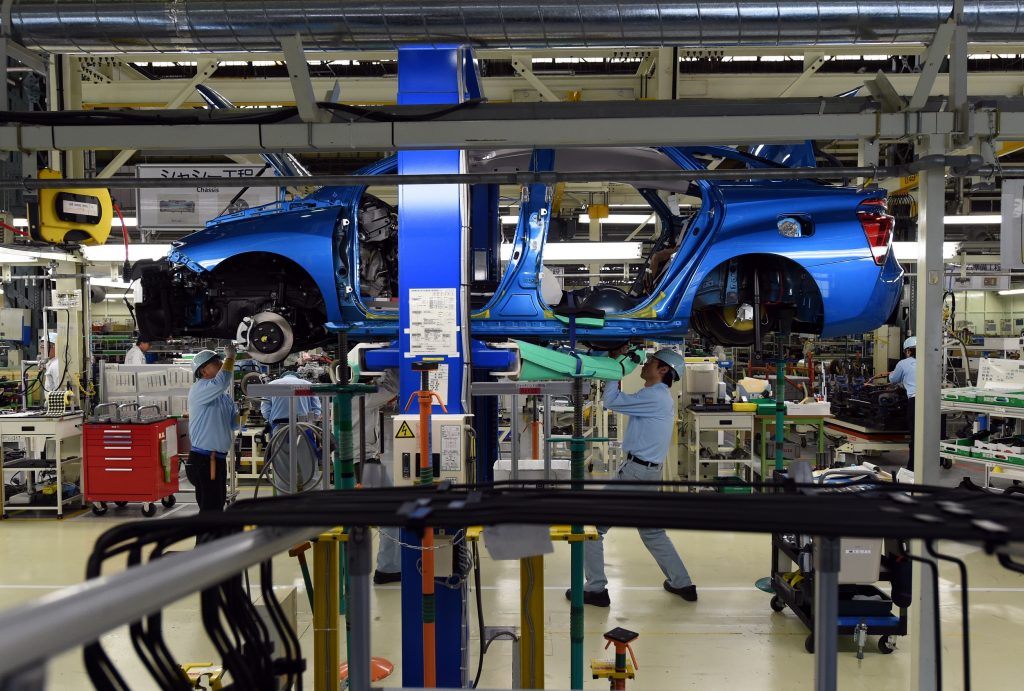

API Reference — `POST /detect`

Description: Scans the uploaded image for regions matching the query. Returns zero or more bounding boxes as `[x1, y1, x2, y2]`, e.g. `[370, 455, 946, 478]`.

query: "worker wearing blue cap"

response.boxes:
[889, 336, 917, 470]
[187, 345, 237, 512]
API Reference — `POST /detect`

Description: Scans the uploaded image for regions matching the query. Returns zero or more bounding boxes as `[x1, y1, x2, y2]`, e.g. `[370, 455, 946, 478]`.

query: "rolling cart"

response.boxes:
[83, 405, 179, 517]
[768, 468, 911, 657]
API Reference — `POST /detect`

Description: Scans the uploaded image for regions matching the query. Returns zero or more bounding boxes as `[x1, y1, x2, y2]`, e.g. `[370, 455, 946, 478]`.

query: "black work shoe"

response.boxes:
[565, 588, 610, 607]
[373, 570, 401, 585]
[664, 580, 698, 602]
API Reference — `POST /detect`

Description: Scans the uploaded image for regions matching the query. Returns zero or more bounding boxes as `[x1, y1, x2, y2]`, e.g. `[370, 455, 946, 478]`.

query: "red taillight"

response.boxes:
[857, 199, 893, 266]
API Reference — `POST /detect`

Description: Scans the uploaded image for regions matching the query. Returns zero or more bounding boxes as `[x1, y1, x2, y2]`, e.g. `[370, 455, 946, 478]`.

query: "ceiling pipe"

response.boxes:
[6, 1, 1024, 55]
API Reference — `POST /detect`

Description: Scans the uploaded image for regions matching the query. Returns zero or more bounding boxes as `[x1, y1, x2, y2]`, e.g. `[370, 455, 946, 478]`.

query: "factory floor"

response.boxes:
[0, 452, 1020, 690]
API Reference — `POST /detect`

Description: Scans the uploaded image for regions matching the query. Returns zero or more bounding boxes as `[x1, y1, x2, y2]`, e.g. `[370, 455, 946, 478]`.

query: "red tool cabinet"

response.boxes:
[83, 418, 179, 517]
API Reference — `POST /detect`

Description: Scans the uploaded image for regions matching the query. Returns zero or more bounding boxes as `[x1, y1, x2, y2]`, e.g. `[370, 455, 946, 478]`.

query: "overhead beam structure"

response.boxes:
[10, 97, 1024, 155]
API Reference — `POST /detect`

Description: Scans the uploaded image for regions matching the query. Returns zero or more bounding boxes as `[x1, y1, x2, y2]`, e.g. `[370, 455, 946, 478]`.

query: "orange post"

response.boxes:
[403, 363, 447, 689]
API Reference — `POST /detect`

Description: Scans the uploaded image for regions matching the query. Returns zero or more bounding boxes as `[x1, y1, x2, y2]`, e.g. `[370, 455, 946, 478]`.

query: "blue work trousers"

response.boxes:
[584, 459, 693, 592]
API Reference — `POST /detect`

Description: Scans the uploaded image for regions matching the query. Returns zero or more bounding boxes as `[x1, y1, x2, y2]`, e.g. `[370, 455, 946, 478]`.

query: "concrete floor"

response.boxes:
[1, 452, 1022, 690]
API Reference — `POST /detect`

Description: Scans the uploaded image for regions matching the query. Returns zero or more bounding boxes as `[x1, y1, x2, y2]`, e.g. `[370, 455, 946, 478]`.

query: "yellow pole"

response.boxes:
[313, 539, 340, 691]
[520, 554, 546, 688]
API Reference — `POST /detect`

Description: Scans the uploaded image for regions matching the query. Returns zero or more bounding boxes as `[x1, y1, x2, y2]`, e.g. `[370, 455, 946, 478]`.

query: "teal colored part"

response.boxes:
[755, 576, 775, 593]
[774, 360, 786, 472]
[570, 542, 584, 689]
[553, 314, 606, 328]
[516, 340, 645, 382]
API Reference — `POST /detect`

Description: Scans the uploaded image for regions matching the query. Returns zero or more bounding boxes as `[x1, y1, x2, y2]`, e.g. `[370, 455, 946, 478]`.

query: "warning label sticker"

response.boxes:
[395, 421, 416, 439]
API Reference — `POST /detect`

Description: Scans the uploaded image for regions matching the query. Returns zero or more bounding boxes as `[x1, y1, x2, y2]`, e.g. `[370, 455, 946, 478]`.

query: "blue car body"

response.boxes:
[138, 146, 902, 356]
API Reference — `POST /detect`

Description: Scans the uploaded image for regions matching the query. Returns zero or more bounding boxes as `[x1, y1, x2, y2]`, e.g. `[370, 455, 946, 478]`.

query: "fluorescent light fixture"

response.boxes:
[892, 241, 960, 261]
[13, 217, 138, 228]
[943, 214, 1001, 225]
[0, 246, 77, 263]
[500, 242, 643, 263]
[83, 244, 171, 262]
[997, 288, 1024, 296]
[579, 214, 655, 225]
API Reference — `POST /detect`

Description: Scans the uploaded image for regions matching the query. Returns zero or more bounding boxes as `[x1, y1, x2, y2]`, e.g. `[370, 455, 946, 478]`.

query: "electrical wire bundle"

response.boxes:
[82, 521, 304, 691]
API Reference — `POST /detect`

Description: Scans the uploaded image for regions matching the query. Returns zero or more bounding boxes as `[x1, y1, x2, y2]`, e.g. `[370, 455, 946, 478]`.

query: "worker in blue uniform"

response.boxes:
[187, 346, 237, 512]
[260, 369, 322, 431]
[889, 336, 917, 470]
[567, 347, 697, 607]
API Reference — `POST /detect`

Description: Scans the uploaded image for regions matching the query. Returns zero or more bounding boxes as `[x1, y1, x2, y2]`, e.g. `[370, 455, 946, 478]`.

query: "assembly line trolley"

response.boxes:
[768, 469, 909, 656]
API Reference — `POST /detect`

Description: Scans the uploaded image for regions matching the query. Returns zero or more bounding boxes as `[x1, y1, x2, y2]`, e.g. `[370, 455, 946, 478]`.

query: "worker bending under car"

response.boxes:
[260, 369, 322, 431]
[889, 336, 917, 471]
[350, 367, 402, 584]
[124, 338, 151, 365]
[187, 345, 237, 513]
[571, 346, 697, 608]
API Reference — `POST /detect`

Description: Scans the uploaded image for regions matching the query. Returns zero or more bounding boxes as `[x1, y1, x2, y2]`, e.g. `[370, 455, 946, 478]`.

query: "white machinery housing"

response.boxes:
[390, 413, 473, 487]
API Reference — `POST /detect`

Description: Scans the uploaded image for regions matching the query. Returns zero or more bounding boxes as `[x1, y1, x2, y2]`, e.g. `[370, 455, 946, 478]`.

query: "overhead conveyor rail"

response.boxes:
[0, 482, 1021, 691]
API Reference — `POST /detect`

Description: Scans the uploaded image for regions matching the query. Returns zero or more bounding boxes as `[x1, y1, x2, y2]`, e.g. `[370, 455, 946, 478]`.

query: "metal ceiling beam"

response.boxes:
[95, 59, 220, 178]
[76, 72, 1024, 110]
[0, 99, 986, 154]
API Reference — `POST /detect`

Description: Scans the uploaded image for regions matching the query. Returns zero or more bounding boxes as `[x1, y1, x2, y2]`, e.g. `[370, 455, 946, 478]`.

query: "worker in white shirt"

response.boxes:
[43, 332, 61, 393]
[124, 338, 151, 365]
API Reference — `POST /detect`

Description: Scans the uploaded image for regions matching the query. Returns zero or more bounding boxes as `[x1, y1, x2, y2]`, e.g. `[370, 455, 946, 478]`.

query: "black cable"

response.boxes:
[316, 98, 484, 122]
[926, 541, 971, 691]
[471, 540, 486, 688]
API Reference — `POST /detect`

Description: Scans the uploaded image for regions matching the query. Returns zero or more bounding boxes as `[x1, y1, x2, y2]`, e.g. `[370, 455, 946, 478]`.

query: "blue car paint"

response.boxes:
[167, 146, 903, 343]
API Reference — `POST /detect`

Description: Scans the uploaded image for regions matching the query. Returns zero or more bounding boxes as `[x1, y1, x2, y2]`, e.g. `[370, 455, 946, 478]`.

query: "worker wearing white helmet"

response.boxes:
[569, 345, 697, 608]
[42, 332, 60, 393]
[186, 345, 238, 512]
[889, 336, 917, 470]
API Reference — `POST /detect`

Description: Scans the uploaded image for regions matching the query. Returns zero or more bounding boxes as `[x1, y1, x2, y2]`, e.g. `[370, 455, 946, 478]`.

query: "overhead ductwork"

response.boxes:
[6, 1, 1024, 55]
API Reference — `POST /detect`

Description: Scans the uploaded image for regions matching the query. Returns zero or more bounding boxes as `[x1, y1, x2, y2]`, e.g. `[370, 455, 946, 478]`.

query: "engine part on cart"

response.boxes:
[831, 380, 908, 430]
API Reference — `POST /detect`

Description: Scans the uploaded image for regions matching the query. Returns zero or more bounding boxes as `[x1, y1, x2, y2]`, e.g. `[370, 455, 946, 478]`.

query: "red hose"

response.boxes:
[112, 202, 130, 263]
[0, 220, 30, 237]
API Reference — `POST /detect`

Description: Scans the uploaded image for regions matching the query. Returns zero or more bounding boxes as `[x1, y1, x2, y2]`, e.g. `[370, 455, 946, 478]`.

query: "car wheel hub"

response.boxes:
[237, 311, 295, 364]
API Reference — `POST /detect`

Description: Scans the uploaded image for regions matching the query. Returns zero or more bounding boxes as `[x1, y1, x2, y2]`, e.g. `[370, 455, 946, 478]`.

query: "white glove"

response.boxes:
[224, 342, 237, 359]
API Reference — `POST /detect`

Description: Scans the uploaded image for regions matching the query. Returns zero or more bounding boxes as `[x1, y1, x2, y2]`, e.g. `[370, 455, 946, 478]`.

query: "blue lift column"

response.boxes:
[397, 45, 481, 688]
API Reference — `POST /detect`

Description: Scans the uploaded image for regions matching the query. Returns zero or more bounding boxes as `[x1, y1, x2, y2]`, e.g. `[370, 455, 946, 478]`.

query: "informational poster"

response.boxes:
[137, 164, 280, 230]
[406, 288, 459, 356]
[428, 364, 449, 407]
[439, 423, 462, 472]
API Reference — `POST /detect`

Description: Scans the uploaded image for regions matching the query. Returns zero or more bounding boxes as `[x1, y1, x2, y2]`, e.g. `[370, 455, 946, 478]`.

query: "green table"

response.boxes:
[754, 414, 832, 479]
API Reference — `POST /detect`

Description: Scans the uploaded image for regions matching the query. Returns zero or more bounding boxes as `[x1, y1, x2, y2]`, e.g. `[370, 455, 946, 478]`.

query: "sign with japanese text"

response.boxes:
[136, 164, 280, 229]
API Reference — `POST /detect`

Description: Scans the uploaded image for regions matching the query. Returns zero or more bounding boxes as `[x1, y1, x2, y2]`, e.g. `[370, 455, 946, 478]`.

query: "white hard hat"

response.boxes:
[652, 348, 685, 381]
[191, 349, 221, 376]
[903, 336, 917, 350]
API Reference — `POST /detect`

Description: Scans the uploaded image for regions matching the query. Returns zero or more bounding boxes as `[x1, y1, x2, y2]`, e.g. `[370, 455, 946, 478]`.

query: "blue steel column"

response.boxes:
[397, 45, 479, 688]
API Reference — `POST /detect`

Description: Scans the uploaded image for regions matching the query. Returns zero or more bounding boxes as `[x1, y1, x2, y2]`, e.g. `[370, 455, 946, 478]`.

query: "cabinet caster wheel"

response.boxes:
[1, 513, 8, 520]
[114, 501, 129, 508]
[804, 634, 815, 654]
[770, 595, 786, 613]
[91, 502, 108, 516]
[56, 514, 64, 520]
[940, 458, 953, 469]
[878, 635, 896, 654]
[161, 495, 176, 508]
[141, 503, 157, 518]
